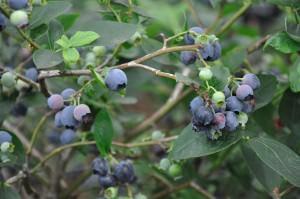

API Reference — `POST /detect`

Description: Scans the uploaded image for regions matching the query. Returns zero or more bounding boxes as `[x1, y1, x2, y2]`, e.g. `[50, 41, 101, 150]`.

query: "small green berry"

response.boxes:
[199, 68, 213, 81]
[1, 72, 16, 88]
[10, 10, 28, 28]
[0, 142, 11, 152]
[151, 130, 164, 140]
[135, 193, 147, 199]
[93, 46, 106, 57]
[77, 75, 91, 86]
[159, 158, 170, 171]
[16, 79, 29, 91]
[238, 112, 248, 128]
[212, 91, 225, 106]
[168, 163, 182, 177]
[104, 187, 118, 199]
[85, 52, 96, 65]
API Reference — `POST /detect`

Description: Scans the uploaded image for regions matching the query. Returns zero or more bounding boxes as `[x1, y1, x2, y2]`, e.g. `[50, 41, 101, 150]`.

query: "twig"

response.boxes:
[279, 186, 295, 198]
[247, 35, 271, 54]
[153, 182, 190, 199]
[16, 73, 40, 89]
[190, 181, 215, 199]
[5, 171, 26, 184]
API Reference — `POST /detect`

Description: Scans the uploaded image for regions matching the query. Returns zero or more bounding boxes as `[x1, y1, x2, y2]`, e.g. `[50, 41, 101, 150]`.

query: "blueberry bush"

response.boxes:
[0, 0, 300, 198]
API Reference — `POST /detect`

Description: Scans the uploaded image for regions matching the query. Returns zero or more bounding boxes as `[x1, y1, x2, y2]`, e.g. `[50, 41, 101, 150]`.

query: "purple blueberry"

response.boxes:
[223, 86, 231, 98]
[11, 102, 27, 117]
[189, 96, 204, 114]
[0, 131, 12, 144]
[73, 104, 91, 121]
[91, 158, 109, 176]
[25, 68, 38, 82]
[98, 175, 117, 188]
[0, 13, 6, 31]
[225, 111, 239, 132]
[54, 111, 63, 128]
[242, 73, 261, 90]
[193, 106, 214, 126]
[47, 94, 64, 111]
[199, 43, 214, 61]
[180, 51, 197, 65]
[226, 96, 243, 112]
[61, 88, 76, 100]
[60, 106, 79, 128]
[242, 99, 256, 113]
[210, 41, 222, 61]
[184, 27, 204, 45]
[8, 0, 28, 10]
[212, 112, 226, 130]
[113, 160, 136, 184]
[60, 129, 76, 145]
[236, 85, 254, 101]
[105, 69, 128, 91]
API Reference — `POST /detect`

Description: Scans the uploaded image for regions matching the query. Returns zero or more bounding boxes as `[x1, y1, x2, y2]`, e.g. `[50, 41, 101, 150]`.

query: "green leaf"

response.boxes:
[285, 20, 300, 42]
[30, 24, 48, 40]
[266, 0, 300, 7]
[0, 185, 21, 199]
[289, 58, 300, 92]
[69, 31, 100, 47]
[48, 20, 64, 50]
[30, 1, 72, 29]
[0, 99, 14, 125]
[57, 13, 80, 31]
[264, 32, 300, 53]
[62, 48, 80, 64]
[91, 109, 114, 155]
[56, 35, 71, 48]
[241, 144, 281, 192]
[169, 124, 242, 160]
[70, 15, 138, 46]
[206, 65, 230, 91]
[222, 47, 247, 72]
[254, 75, 277, 110]
[248, 136, 300, 187]
[279, 89, 300, 134]
[33, 49, 63, 69]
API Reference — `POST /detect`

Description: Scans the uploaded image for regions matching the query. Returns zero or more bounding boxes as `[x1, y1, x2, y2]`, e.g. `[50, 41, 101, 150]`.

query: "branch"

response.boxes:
[247, 35, 271, 54]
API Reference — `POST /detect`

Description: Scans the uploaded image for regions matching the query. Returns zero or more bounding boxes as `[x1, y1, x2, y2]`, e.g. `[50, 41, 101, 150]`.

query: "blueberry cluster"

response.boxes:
[47, 88, 91, 145]
[180, 26, 222, 65]
[0, 131, 14, 163]
[190, 73, 260, 140]
[92, 158, 136, 189]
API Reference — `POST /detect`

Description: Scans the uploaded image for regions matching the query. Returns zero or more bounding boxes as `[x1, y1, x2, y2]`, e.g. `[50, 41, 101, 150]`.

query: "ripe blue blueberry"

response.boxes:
[210, 41, 222, 61]
[236, 84, 254, 101]
[8, 0, 28, 10]
[47, 94, 64, 110]
[60, 106, 79, 128]
[242, 73, 261, 90]
[189, 96, 204, 114]
[180, 51, 197, 65]
[223, 86, 231, 98]
[242, 99, 256, 113]
[91, 157, 110, 176]
[212, 112, 226, 130]
[0, 13, 7, 31]
[226, 96, 243, 112]
[73, 104, 91, 122]
[105, 69, 128, 91]
[25, 68, 38, 82]
[0, 131, 12, 144]
[11, 102, 27, 117]
[113, 160, 136, 184]
[98, 175, 117, 188]
[60, 129, 76, 145]
[10, 10, 28, 28]
[61, 88, 76, 100]
[47, 131, 60, 145]
[54, 111, 63, 128]
[193, 106, 213, 126]
[225, 111, 239, 132]
[184, 27, 204, 45]
[199, 43, 214, 61]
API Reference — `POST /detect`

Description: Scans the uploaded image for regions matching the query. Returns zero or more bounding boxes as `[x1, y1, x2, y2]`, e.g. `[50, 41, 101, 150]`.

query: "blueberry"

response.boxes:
[8, 0, 28, 10]
[192, 117, 211, 133]
[60, 106, 79, 128]
[210, 41, 222, 61]
[212, 112, 226, 130]
[223, 86, 231, 98]
[168, 163, 182, 177]
[199, 68, 213, 80]
[113, 160, 136, 184]
[93, 46, 106, 57]
[238, 112, 248, 127]
[73, 104, 91, 121]
[225, 111, 239, 132]
[193, 106, 213, 126]
[99, 175, 117, 188]
[212, 102, 226, 113]
[11, 102, 27, 117]
[85, 52, 96, 66]
[242, 99, 256, 113]
[1, 72, 16, 88]
[60, 129, 76, 145]
[159, 158, 170, 171]
[54, 111, 63, 128]
[25, 68, 38, 82]
[0, 12, 7, 31]
[0, 131, 12, 144]
[16, 79, 29, 91]
[180, 51, 197, 65]
[105, 69, 128, 91]
[212, 91, 225, 106]
[47, 94, 64, 110]
[226, 96, 243, 112]
[199, 43, 214, 61]
[91, 157, 110, 176]
[10, 10, 28, 28]
[236, 85, 254, 101]
[1, 142, 11, 152]
[47, 131, 60, 145]
[189, 96, 204, 114]
[184, 27, 204, 45]
[242, 73, 261, 90]
[61, 88, 76, 100]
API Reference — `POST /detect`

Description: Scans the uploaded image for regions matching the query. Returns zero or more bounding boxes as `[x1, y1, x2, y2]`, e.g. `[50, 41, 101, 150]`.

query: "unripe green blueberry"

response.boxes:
[151, 130, 164, 140]
[104, 187, 118, 199]
[168, 163, 182, 177]
[16, 79, 29, 91]
[238, 112, 248, 128]
[0, 142, 11, 152]
[93, 46, 106, 57]
[212, 91, 225, 106]
[85, 52, 96, 65]
[129, 31, 142, 43]
[199, 68, 213, 81]
[77, 75, 91, 86]
[1, 72, 16, 88]
[159, 158, 170, 171]
[135, 193, 147, 199]
[10, 10, 28, 28]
